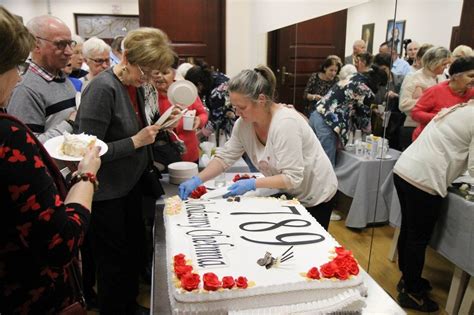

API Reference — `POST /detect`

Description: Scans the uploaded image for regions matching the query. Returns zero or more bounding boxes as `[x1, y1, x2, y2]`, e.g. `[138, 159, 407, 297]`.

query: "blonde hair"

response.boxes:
[123, 27, 175, 72]
[422, 46, 451, 72]
[228, 65, 277, 103]
[452, 45, 473, 59]
[0, 6, 35, 74]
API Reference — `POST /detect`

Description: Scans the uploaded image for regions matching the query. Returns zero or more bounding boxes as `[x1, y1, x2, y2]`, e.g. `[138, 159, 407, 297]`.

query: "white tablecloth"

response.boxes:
[335, 149, 401, 228]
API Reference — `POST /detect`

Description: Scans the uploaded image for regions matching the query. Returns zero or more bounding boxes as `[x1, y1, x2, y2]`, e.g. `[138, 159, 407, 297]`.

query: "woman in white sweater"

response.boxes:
[179, 65, 338, 229]
[393, 99, 474, 312]
[398, 46, 451, 150]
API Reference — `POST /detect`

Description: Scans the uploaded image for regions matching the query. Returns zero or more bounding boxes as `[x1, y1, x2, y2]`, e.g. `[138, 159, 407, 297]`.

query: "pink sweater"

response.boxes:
[411, 81, 474, 140]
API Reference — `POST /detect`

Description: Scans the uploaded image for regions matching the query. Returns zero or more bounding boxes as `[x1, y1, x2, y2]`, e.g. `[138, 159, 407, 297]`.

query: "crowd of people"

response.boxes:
[1, 4, 473, 315]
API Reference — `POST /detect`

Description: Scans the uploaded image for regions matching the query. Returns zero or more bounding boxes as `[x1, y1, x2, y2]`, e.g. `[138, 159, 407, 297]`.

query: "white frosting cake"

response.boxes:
[61, 132, 96, 157]
[164, 197, 367, 314]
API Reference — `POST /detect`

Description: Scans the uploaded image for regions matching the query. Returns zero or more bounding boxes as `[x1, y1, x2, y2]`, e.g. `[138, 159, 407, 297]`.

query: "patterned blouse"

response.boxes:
[202, 71, 236, 137]
[315, 73, 375, 145]
[0, 117, 90, 314]
[303, 72, 338, 116]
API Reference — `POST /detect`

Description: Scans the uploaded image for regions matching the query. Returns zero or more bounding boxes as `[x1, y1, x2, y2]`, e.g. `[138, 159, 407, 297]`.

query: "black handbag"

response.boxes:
[142, 145, 165, 199]
[58, 260, 87, 315]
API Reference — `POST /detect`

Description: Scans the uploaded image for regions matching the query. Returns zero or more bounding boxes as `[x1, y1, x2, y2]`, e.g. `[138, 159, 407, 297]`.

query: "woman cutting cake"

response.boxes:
[179, 65, 338, 229]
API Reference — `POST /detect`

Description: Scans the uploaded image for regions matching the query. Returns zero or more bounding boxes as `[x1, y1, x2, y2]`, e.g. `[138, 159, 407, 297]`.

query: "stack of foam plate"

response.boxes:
[168, 161, 198, 185]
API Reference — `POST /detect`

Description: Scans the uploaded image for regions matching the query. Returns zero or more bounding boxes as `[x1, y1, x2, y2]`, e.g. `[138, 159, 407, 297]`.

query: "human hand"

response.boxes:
[77, 146, 101, 175]
[178, 176, 203, 200]
[223, 178, 256, 198]
[387, 90, 398, 99]
[201, 127, 213, 137]
[131, 125, 161, 148]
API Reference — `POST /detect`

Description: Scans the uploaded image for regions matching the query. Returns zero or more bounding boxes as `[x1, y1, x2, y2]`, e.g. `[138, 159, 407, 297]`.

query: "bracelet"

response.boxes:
[70, 172, 99, 191]
[66, 119, 75, 128]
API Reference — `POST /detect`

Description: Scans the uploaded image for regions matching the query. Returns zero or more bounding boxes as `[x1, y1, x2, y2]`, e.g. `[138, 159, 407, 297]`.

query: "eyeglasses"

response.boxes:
[17, 62, 30, 75]
[36, 36, 77, 50]
[137, 65, 148, 80]
[90, 58, 110, 65]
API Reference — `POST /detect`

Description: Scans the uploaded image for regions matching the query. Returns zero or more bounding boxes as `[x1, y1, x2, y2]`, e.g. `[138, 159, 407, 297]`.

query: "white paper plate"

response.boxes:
[376, 154, 392, 160]
[155, 105, 174, 126]
[200, 186, 231, 199]
[44, 135, 108, 161]
[168, 80, 198, 108]
[161, 110, 186, 129]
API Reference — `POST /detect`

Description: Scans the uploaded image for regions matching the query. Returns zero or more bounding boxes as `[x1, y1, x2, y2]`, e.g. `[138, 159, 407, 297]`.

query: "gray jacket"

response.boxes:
[76, 68, 148, 201]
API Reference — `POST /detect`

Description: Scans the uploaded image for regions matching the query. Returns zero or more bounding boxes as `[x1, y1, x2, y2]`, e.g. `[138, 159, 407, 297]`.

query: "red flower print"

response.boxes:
[235, 276, 248, 289]
[26, 132, 35, 144]
[38, 208, 54, 222]
[20, 195, 40, 212]
[10, 126, 19, 132]
[69, 213, 82, 226]
[306, 267, 321, 280]
[34, 156, 45, 168]
[16, 222, 32, 237]
[222, 276, 235, 289]
[8, 149, 26, 162]
[54, 194, 62, 207]
[0, 145, 11, 158]
[48, 233, 63, 249]
[203, 272, 221, 291]
[41, 267, 59, 280]
[67, 238, 75, 252]
[180, 272, 200, 291]
[8, 184, 29, 201]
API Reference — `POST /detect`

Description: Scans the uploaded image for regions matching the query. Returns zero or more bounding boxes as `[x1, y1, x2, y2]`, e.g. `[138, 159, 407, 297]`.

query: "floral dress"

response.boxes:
[303, 72, 338, 116]
[202, 71, 236, 138]
[315, 73, 375, 146]
[0, 115, 90, 314]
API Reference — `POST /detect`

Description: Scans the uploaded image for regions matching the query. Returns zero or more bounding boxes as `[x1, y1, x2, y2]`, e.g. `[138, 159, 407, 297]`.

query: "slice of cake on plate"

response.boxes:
[61, 132, 97, 157]
[163, 196, 367, 314]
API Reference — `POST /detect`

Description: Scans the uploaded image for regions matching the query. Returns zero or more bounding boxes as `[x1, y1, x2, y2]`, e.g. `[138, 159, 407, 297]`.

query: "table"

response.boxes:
[335, 148, 401, 228]
[381, 172, 474, 314]
[151, 176, 406, 314]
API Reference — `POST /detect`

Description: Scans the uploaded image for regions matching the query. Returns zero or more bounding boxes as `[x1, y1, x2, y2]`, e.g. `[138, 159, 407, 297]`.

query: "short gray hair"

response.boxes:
[26, 15, 67, 38]
[422, 46, 451, 72]
[72, 34, 84, 45]
[82, 37, 111, 58]
[228, 65, 276, 102]
[452, 45, 473, 59]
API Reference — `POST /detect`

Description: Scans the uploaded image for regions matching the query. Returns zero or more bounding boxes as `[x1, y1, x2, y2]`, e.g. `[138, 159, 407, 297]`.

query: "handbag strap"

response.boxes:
[68, 259, 87, 307]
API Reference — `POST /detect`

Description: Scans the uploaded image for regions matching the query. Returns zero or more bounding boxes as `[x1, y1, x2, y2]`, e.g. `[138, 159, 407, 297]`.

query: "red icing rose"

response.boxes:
[181, 272, 200, 291]
[222, 276, 235, 289]
[335, 267, 349, 280]
[190, 186, 207, 199]
[174, 254, 186, 266]
[348, 262, 360, 275]
[320, 261, 338, 278]
[333, 256, 351, 269]
[203, 272, 221, 291]
[235, 276, 248, 289]
[174, 264, 193, 279]
[306, 267, 321, 280]
[335, 246, 352, 257]
[232, 174, 257, 182]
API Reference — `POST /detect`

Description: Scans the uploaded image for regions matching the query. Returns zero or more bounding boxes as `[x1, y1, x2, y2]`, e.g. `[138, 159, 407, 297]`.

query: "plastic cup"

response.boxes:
[214, 173, 226, 188]
[183, 112, 195, 131]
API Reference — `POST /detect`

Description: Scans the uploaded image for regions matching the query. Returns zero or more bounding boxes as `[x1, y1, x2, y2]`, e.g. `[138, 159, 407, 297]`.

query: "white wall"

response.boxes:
[2, 0, 464, 76]
[2, 0, 139, 33]
[346, 0, 463, 57]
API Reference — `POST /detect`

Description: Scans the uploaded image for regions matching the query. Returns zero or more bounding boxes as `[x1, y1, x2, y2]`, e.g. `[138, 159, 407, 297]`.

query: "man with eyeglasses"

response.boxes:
[80, 37, 111, 91]
[8, 15, 77, 143]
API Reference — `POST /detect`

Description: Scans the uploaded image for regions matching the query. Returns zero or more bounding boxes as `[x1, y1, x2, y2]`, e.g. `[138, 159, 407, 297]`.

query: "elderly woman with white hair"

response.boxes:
[398, 46, 452, 150]
[80, 36, 111, 91]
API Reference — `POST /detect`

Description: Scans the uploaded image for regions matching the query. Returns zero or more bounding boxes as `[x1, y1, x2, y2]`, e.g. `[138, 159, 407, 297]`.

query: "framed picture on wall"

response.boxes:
[386, 20, 406, 56]
[74, 14, 139, 42]
[361, 23, 375, 53]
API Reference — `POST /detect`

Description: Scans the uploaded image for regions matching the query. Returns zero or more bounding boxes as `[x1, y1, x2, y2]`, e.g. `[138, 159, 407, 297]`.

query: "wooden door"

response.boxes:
[268, 10, 347, 113]
[139, 0, 225, 72]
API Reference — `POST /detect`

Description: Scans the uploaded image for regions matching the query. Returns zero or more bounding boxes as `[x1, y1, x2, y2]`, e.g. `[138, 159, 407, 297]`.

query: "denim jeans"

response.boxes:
[309, 111, 337, 167]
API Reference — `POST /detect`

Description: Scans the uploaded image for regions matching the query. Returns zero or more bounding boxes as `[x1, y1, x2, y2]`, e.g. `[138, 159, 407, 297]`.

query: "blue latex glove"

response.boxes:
[223, 178, 256, 198]
[178, 176, 203, 199]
